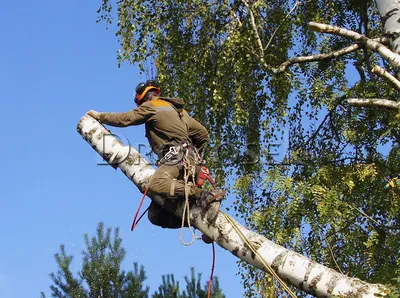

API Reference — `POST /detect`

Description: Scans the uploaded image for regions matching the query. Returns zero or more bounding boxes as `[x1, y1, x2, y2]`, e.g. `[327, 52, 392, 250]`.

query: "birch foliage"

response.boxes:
[97, 0, 400, 296]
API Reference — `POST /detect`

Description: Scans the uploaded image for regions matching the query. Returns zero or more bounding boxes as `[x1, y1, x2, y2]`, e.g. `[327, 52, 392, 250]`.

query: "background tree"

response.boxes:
[41, 222, 149, 298]
[152, 268, 225, 298]
[97, 0, 400, 296]
[41, 222, 225, 298]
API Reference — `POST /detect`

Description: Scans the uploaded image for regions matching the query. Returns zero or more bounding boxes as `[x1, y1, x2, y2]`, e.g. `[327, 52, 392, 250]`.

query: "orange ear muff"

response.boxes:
[135, 86, 161, 104]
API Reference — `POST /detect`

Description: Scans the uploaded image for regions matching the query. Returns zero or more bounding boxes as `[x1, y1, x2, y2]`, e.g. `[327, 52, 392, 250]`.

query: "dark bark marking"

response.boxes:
[271, 251, 288, 272]
[326, 275, 339, 295]
[309, 272, 323, 294]
[383, 8, 399, 26]
[304, 262, 316, 285]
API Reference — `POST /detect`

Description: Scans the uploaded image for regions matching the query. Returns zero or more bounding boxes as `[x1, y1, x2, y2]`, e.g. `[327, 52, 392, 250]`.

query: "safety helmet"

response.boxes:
[135, 80, 161, 105]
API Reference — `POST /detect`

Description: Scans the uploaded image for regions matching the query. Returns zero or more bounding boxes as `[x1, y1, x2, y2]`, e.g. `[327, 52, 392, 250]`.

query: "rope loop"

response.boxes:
[180, 154, 198, 246]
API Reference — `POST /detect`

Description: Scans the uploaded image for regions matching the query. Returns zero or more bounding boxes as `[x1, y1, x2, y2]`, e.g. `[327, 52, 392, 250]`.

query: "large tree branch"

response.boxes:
[348, 98, 400, 110]
[242, 4, 390, 74]
[266, 44, 362, 74]
[77, 115, 388, 297]
[372, 65, 400, 90]
[309, 22, 400, 68]
[263, 38, 388, 74]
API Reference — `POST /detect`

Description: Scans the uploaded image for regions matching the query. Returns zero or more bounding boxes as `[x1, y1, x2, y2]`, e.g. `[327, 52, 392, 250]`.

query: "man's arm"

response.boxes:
[87, 102, 156, 127]
[188, 117, 209, 154]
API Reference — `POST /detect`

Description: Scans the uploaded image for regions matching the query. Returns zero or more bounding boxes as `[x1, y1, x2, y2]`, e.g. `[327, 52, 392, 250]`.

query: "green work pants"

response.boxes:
[147, 162, 203, 229]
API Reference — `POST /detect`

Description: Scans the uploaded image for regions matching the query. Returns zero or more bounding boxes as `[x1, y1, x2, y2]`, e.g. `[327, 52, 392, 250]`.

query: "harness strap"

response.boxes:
[170, 178, 177, 196]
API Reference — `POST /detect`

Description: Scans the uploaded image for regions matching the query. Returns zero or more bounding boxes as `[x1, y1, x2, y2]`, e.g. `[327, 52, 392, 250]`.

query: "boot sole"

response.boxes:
[206, 199, 222, 223]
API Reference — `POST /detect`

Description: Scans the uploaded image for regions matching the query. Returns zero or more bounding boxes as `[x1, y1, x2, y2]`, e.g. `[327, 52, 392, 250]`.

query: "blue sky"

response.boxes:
[0, 1, 245, 297]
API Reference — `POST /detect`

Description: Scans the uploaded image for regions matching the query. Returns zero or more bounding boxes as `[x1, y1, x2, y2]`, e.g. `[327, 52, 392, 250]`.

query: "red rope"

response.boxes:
[131, 186, 149, 231]
[207, 242, 216, 298]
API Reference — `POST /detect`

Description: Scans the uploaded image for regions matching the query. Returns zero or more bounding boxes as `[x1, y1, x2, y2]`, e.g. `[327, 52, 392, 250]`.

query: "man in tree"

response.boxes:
[86, 80, 225, 241]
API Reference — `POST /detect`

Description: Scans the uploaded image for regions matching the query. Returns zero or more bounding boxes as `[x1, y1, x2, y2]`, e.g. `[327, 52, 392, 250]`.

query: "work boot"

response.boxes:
[196, 189, 226, 223]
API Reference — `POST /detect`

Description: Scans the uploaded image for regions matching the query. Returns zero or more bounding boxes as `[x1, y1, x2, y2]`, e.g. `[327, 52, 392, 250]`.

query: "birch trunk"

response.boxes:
[77, 115, 389, 297]
[376, 0, 400, 54]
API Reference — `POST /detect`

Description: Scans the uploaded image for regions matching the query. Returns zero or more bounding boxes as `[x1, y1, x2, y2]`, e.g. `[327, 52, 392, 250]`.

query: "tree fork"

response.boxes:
[77, 115, 388, 297]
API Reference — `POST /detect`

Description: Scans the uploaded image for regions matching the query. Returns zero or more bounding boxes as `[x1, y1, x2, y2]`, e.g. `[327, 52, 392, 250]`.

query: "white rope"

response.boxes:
[180, 153, 197, 246]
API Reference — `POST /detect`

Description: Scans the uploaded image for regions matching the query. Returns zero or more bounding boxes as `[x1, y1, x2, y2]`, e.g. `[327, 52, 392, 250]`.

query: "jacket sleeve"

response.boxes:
[188, 116, 209, 154]
[99, 102, 156, 127]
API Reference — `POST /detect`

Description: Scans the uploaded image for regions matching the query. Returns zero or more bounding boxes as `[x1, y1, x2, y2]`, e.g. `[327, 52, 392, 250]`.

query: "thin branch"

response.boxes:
[264, 1, 301, 51]
[325, 237, 344, 274]
[326, 216, 358, 239]
[294, 96, 345, 150]
[372, 65, 400, 90]
[347, 98, 400, 110]
[309, 22, 400, 68]
[261, 37, 387, 74]
[351, 205, 382, 226]
[265, 44, 362, 74]
[243, 11, 389, 74]
[242, 0, 264, 58]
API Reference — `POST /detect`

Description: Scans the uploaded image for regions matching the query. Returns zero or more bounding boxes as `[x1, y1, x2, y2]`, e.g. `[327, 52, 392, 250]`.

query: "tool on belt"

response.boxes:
[156, 141, 216, 189]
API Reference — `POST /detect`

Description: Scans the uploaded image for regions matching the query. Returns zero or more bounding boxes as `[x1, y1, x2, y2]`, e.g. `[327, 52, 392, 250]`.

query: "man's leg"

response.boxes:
[147, 164, 193, 229]
[147, 201, 184, 229]
[148, 163, 225, 227]
[148, 163, 202, 199]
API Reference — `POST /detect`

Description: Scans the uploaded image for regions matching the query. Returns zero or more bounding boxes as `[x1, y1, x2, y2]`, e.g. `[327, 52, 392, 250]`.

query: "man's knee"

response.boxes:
[147, 203, 181, 229]
[148, 165, 179, 194]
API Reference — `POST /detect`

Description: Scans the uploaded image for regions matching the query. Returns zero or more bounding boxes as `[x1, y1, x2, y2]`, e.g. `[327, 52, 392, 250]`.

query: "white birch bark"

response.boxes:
[348, 98, 400, 110]
[309, 22, 400, 68]
[376, 0, 400, 54]
[77, 115, 389, 298]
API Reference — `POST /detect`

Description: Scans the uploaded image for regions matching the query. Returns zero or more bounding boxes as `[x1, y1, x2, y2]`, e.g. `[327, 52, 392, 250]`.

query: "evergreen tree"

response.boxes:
[181, 268, 225, 298]
[152, 274, 180, 298]
[41, 222, 149, 298]
[152, 268, 225, 298]
[42, 223, 226, 298]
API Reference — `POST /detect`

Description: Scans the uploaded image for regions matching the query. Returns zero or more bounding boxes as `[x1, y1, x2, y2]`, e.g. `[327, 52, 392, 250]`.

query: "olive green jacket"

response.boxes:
[99, 97, 209, 158]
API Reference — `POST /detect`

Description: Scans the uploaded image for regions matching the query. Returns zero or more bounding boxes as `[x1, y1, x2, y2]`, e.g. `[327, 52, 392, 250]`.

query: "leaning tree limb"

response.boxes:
[348, 98, 400, 110]
[260, 39, 388, 74]
[77, 114, 389, 297]
[309, 22, 400, 68]
[265, 44, 362, 74]
[242, 1, 389, 75]
[372, 65, 400, 90]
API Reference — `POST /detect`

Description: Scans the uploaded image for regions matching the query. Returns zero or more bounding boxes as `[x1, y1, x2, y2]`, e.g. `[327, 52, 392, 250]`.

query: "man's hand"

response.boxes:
[86, 110, 100, 120]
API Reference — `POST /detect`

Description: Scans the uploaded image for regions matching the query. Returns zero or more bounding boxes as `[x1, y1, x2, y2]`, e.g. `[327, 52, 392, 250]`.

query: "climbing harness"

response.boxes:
[221, 212, 297, 298]
[157, 142, 216, 190]
[129, 140, 219, 295]
[156, 144, 185, 166]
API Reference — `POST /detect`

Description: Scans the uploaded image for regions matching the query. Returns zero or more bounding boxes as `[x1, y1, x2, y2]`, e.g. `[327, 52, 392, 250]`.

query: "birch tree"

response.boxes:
[95, 0, 400, 296]
[376, 0, 400, 54]
[77, 116, 388, 297]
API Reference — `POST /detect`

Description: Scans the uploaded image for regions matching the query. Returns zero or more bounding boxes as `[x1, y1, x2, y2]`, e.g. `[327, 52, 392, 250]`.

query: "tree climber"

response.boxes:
[86, 80, 225, 243]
